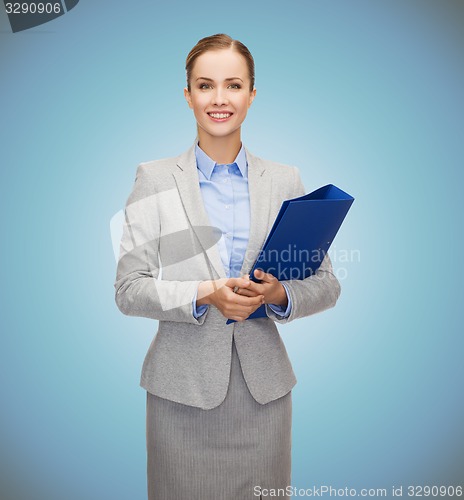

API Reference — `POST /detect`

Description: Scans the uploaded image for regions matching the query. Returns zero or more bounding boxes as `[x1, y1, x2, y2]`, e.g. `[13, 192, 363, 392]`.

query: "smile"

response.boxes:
[208, 112, 233, 120]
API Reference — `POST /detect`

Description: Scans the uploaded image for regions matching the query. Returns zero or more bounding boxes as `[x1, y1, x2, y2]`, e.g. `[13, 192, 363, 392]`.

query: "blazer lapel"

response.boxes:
[173, 143, 227, 280]
[239, 147, 272, 277]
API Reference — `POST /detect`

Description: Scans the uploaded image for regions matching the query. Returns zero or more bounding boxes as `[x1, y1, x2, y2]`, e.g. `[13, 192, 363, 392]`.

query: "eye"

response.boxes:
[199, 83, 211, 89]
[228, 83, 242, 89]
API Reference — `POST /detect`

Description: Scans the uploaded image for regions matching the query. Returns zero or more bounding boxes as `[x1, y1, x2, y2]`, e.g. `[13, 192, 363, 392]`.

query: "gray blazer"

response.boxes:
[114, 142, 341, 410]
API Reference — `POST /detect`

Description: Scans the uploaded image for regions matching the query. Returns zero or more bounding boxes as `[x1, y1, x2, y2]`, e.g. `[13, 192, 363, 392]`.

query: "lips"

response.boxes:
[207, 112, 233, 121]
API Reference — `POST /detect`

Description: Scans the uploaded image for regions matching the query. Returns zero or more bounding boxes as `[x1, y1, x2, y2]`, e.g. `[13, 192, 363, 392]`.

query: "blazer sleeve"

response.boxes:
[114, 164, 208, 325]
[265, 166, 342, 324]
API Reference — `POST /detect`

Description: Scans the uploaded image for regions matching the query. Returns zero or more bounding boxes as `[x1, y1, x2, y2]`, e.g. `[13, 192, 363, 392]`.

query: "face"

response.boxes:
[184, 49, 256, 141]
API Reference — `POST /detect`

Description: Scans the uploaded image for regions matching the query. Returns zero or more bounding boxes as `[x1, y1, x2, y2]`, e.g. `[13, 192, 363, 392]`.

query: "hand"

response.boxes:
[235, 270, 288, 307]
[197, 277, 265, 322]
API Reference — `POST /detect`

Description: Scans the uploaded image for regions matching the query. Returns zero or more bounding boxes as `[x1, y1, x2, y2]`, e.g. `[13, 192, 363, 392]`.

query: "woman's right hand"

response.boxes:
[197, 277, 265, 322]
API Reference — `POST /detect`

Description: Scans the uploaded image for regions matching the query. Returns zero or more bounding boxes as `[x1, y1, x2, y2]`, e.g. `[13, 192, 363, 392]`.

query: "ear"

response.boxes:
[248, 88, 257, 108]
[184, 87, 193, 109]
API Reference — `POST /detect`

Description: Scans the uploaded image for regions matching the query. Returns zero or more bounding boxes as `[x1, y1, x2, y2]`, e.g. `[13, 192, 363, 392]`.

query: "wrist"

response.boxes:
[272, 283, 288, 307]
[196, 280, 215, 306]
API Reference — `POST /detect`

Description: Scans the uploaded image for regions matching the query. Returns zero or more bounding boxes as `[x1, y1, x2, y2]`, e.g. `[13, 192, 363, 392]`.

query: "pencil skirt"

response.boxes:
[146, 336, 292, 500]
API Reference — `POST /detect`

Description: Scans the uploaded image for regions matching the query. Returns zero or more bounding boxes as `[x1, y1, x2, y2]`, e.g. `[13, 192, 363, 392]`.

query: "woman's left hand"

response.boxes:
[235, 269, 288, 307]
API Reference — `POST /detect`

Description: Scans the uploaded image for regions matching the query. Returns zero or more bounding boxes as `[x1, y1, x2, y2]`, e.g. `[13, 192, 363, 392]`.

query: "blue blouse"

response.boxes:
[192, 141, 292, 319]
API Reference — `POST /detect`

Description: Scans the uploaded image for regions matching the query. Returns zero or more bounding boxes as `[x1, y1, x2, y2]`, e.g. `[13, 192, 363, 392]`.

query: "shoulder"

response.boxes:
[136, 153, 181, 179]
[247, 148, 298, 173]
[246, 148, 306, 197]
[125, 152, 183, 205]
[246, 149, 301, 186]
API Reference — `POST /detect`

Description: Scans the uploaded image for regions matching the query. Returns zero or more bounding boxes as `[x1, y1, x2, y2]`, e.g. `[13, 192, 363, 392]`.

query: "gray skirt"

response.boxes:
[146, 336, 292, 500]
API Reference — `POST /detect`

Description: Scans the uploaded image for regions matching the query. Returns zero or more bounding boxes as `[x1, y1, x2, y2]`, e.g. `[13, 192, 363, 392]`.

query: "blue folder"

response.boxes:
[226, 184, 354, 324]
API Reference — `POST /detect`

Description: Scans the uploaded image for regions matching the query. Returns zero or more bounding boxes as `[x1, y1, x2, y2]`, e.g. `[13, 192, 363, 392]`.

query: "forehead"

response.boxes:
[192, 49, 249, 80]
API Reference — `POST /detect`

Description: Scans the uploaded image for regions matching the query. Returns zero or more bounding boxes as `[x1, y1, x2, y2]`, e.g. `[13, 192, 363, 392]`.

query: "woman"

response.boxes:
[114, 33, 341, 500]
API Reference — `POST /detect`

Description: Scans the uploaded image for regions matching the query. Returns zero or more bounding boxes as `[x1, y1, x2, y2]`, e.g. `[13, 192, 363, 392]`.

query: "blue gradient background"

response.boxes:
[1, 1, 462, 498]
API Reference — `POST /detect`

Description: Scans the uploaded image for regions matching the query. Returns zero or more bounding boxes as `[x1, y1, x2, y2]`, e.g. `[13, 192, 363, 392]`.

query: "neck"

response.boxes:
[197, 129, 242, 164]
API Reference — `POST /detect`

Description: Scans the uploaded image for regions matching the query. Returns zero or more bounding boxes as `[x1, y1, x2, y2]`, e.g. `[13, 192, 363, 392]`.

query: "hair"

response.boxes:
[185, 33, 255, 92]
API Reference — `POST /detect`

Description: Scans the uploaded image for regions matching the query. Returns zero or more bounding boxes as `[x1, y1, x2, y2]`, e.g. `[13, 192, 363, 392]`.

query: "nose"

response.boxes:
[211, 88, 229, 106]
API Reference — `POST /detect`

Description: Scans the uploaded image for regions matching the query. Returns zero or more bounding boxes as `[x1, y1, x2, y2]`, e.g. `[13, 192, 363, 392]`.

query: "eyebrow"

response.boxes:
[196, 77, 244, 82]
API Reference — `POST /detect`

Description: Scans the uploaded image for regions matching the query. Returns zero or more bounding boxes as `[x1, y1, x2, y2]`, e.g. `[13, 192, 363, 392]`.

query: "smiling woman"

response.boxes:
[114, 33, 341, 500]
[184, 44, 257, 163]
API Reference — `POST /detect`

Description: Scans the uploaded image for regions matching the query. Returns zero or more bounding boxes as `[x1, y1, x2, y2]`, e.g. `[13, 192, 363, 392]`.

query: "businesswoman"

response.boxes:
[114, 33, 341, 500]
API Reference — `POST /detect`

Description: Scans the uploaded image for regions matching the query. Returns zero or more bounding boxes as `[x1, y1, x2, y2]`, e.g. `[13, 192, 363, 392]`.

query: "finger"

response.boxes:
[229, 296, 266, 320]
[226, 276, 250, 289]
[242, 281, 265, 295]
[253, 269, 276, 282]
[236, 288, 259, 297]
[229, 292, 264, 306]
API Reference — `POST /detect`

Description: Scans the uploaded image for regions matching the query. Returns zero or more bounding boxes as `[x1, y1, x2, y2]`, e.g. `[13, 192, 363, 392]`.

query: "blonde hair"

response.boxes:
[185, 33, 255, 92]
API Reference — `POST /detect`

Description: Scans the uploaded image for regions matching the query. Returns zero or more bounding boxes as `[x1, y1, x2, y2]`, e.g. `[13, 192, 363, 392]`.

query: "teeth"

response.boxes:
[209, 113, 231, 119]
